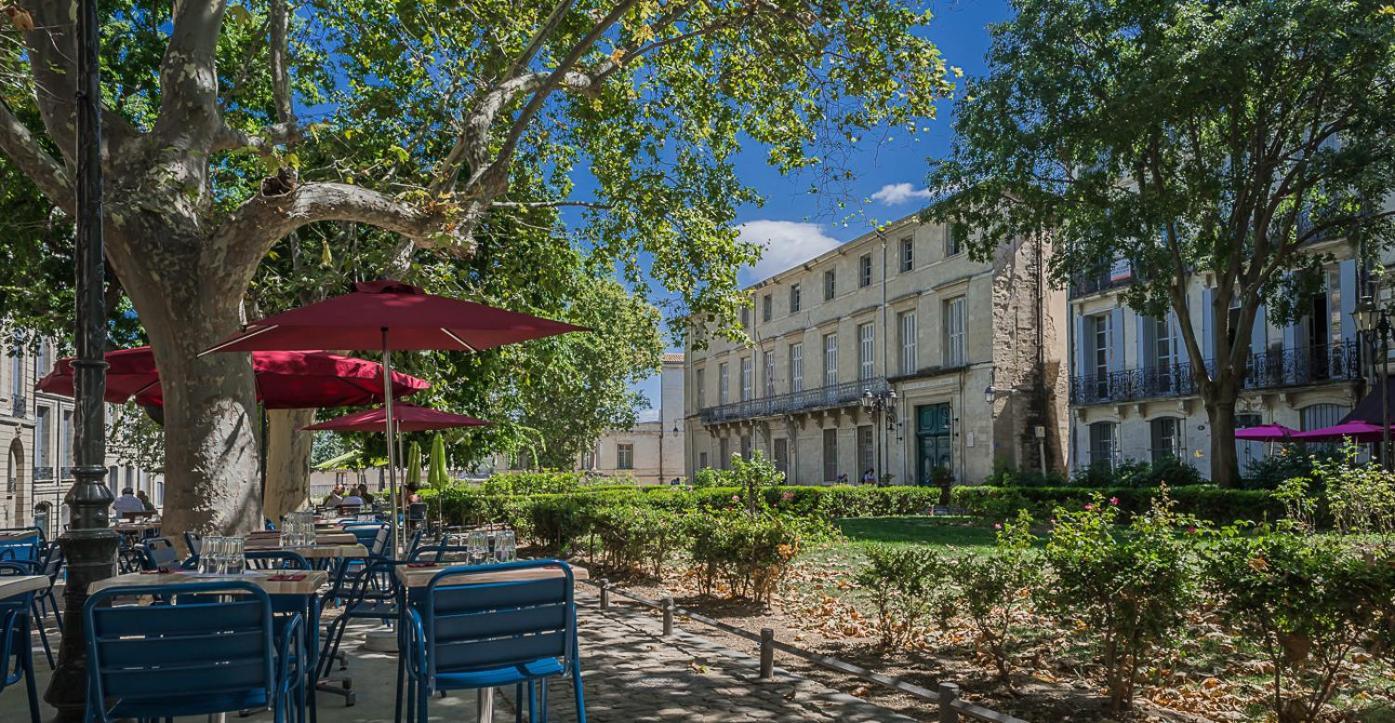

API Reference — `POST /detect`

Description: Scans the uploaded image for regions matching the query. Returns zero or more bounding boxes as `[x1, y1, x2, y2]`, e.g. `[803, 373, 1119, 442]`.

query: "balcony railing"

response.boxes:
[9, 395, 24, 418]
[1069, 264, 1135, 299]
[32, 466, 53, 482]
[60, 466, 78, 480]
[701, 377, 890, 424]
[1070, 340, 1361, 405]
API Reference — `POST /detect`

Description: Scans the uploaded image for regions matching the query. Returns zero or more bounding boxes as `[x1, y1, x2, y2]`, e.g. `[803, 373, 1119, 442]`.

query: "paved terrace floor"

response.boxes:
[17, 588, 921, 722]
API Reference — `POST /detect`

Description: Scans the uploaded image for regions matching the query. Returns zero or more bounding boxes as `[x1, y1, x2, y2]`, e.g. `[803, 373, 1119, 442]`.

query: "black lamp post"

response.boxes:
[43, 0, 117, 718]
[1357, 294, 1392, 468]
[860, 387, 896, 484]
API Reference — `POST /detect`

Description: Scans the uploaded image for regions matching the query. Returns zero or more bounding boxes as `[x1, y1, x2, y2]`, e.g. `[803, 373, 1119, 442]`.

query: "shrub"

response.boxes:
[951, 484, 1282, 525]
[586, 505, 688, 576]
[955, 510, 1042, 686]
[1242, 445, 1342, 490]
[1299, 443, 1395, 536]
[1069, 457, 1202, 488]
[685, 512, 804, 602]
[856, 545, 948, 648]
[478, 470, 583, 495]
[1203, 524, 1390, 723]
[1042, 491, 1194, 713]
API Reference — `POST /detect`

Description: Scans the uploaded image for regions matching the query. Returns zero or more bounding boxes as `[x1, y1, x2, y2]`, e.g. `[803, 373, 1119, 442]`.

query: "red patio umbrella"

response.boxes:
[1233, 423, 1298, 441]
[203, 279, 585, 552]
[1291, 420, 1391, 443]
[36, 347, 430, 408]
[304, 403, 489, 433]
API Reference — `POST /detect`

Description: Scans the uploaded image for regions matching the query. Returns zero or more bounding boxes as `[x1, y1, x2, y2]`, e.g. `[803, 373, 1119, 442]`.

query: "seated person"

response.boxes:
[338, 492, 366, 508]
[323, 484, 346, 509]
[135, 489, 156, 512]
[354, 483, 375, 505]
[112, 488, 145, 517]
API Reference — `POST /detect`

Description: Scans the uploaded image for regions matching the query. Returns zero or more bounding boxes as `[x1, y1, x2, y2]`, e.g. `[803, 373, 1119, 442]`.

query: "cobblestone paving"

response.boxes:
[20, 587, 919, 722]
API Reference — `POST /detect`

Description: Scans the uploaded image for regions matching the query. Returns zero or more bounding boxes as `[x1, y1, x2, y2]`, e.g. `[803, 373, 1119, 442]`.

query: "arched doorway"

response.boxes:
[6, 440, 22, 527]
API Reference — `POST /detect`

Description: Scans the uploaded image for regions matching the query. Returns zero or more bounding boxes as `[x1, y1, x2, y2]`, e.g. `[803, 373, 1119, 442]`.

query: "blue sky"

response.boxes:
[632, 0, 1012, 421]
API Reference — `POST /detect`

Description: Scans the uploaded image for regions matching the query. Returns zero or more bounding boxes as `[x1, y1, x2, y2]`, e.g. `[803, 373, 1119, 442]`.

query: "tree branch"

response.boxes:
[214, 182, 468, 279]
[152, 0, 229, 148]
[269, 0, 294, 125]
[0, 98, 72, 210]
[211, 120, 304, 154]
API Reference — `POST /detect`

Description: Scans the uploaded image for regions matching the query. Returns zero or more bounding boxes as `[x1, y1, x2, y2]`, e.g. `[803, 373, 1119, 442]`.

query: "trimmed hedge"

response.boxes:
[421, 483, 1282, 539]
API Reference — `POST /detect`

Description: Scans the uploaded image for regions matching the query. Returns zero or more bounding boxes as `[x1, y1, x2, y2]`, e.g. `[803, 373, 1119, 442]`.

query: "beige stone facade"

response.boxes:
[1067, 236, 1371, 479]
[684, 211, 1067, 487]
[0, 335, 159, 537]
[579, 354, 686, 484]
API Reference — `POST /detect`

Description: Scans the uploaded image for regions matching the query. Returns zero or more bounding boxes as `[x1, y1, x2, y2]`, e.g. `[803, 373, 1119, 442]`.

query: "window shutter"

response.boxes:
[1340, 259, 1357, 343]
[1109, 308, 1125, 372]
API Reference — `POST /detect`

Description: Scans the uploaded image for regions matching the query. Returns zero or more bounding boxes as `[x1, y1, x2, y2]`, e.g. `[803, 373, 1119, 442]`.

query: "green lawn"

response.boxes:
[834, 515, 998, 549]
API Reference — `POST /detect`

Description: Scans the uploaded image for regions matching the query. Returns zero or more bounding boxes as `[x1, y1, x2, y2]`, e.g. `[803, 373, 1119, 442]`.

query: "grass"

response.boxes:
[835, 515, 998, 549]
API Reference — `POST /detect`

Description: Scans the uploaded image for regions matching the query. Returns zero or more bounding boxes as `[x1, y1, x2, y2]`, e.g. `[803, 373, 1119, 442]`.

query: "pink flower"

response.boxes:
[1186, 526, 1198, 534]
[1084, 503, 1095, 511]
[1109, 496, 1120, 506]
[993, 522, 1003, 530]
[781, 491, 795, 502]
[731, 495, 741, 503]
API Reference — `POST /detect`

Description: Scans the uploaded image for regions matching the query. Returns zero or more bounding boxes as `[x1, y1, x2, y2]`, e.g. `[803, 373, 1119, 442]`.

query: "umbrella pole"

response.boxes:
[382, 330, 400, 558]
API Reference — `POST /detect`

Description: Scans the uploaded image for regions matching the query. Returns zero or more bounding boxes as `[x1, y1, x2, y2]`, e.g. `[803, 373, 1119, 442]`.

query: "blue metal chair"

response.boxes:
[317, 556, 403, 708]
[0, 562, 40, 722]
[139, 536, 189, 572]
[0, 528, 42, 565]
[402, 560, 586, 723]
[84, 580, 304, 723]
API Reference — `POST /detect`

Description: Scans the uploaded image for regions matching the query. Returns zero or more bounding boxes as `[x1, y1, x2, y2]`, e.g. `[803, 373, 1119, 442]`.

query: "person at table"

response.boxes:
[136, 489, 156, 512]
[112, 487, 145, 517]
[354, 483, 375, 505]
[338, 489, 366, 509]
[323, 484, 346, 509]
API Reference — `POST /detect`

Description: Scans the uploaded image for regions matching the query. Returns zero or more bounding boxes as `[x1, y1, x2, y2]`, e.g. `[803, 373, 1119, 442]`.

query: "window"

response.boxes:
[718, 362, 729, 405]
[822, 428, 839, 483]
[1149, 417, 1183, 462]
[789, 343, 804, 392]
[899, 238, 913, 272]
[898, 311, 918, 375]
[695, 367, 706, 408]
[1300, 403, 1348, 431]
[1147, 315, 1173, 368]
[943, 296, 966, 366]
[1088, 421, 1117, 471]
[789, 283, 802, 313]
[35, 341, 49, 379]
[947, 223, 967, 256]
[1088, 313, 1112, 380]
[763, 350, 776, 397]
[858, 323, 876, 379]
[762, 294, 772, 322]
[698, 451, 709, 469]
[857, 425, 874, 476]
[739, 356, 753, 401]
[616, 444, 634, 470]
[718, 438, 730, 468]
[60, 409, 73, 473]
[859, 254, 873, 287]
[741, 306, 750, 328]
[773, 439, 788, 475]
[10, 341, 23, 407]
[824, 269, 836, 301]
[740, 435, 752, 460]
[34, 406, 50, 480]
[823, 333, 838, 386]
[1236, 413, 1264, 469]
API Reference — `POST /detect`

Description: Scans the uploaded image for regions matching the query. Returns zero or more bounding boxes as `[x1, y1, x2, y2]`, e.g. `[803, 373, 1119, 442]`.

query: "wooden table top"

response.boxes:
[90, 569, 329, 596]
[0, 576, 48, 600]
[249, 531, 358, 545]
[243, 539, 368, 559]
[395, 562, 588, 589]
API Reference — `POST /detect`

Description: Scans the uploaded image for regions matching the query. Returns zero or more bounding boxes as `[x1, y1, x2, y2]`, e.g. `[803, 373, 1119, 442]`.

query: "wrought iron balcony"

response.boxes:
[700, 377, 890, 424]
[32, 466, 53, 482]
[1070, 340, 1361, 405]
[1069, 264, 1135, 299]
[9, 395, 24, 418]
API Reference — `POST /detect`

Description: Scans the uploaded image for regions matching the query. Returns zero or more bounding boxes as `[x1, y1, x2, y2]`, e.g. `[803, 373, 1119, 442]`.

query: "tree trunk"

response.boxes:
[124, 255, 261, 541]
[263, 408, 316, 521]
[1206, 393, 1241, 487]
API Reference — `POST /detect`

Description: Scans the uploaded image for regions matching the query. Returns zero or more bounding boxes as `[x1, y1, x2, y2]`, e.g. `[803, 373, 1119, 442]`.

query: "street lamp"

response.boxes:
[1357, 294, 1392, 468]
[860, 387, 897, 484]
[45, 0, 117, 717]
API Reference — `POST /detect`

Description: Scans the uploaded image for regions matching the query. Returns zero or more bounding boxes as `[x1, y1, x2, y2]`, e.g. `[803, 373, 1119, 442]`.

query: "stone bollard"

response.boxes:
[599, 578, 610, 609]
[937, 682, 960, 723]
[661, 594, 674, 637]
[759, 628, 775, 680]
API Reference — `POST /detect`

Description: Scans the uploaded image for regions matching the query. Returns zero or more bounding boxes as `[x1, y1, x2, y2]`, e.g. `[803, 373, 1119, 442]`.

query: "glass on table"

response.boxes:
[495, 530, 516, 563]
[467, 530, 489, 564]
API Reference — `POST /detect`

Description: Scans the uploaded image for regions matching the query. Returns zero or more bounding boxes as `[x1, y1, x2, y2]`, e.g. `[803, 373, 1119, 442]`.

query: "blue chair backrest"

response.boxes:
[0, 561, 37, 688]
[141, 537, 180, 571]
[183, 532, 202, 557]
[422, 560, 576, 680]
[0, 529, 42, 563]
[85, 581, 276, 715]
[245, 550, 309, 571]
[343, 523, 385, 547]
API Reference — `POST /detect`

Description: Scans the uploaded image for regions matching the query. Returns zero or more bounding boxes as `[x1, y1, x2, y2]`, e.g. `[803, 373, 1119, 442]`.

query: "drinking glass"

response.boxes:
[467, 530, 488, 564]
[199, 536, 223, 575]
[227, 537, 245, 575]
[495, 530, 516, 563]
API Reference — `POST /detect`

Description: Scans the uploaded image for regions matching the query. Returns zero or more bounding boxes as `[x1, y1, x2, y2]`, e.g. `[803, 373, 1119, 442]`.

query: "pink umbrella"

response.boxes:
[1291, 421, 1390, 442]
[1233, 423, 1298, 441]
[304, 404, 489, 433]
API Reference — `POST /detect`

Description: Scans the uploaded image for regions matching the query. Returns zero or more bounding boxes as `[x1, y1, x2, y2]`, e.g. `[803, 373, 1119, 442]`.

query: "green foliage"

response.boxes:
[1066, 457, 1203, 489]
[1293, 443, 1395, 537]
[478, 470, 585, 496]
[691, 467, 725, 489]
[951, 484, 1282, 524]
[856, 545, 949, 648]
[1242, 446, 1340, 490]
[586, 505, 689, 577]
[685, 511, 807, 603]
[1042, 492, 1195, 713]
[1202, 523, 1392, 722]
[727, 452, 783, 517]
[955, 511, 1042, 686]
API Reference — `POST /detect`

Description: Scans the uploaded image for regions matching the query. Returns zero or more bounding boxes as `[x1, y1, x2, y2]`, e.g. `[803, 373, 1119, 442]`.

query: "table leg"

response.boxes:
[477, 686, 494, 722]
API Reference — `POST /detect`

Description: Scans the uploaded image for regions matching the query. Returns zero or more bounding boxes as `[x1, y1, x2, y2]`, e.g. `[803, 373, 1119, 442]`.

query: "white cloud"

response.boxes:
[870, 182, 933, 206]
[738, 220, 842, 284]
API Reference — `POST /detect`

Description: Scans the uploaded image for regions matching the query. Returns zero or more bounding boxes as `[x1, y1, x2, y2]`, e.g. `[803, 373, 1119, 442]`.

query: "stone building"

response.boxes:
[684, 211, 1067, 486]
[579, 353, 686, 484]
[1067, 235, 1374, 479]
[0, 335, 160, 537]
